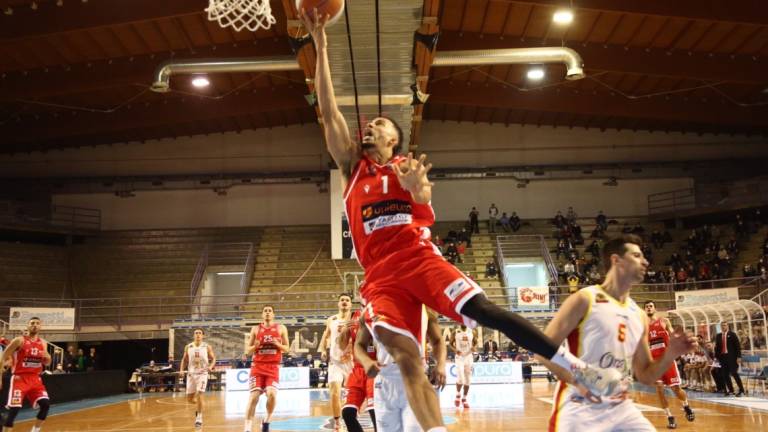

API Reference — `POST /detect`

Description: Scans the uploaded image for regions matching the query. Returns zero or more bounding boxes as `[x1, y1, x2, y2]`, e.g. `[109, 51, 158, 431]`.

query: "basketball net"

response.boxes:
[205, 0, 276, 32]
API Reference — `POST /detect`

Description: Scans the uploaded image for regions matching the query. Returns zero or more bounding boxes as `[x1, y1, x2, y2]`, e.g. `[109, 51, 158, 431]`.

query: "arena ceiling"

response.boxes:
[1, 0, 767, 156]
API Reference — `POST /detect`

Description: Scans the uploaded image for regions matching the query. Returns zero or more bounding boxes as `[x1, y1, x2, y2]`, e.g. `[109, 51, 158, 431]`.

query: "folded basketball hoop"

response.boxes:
[206, 0, 276, 32]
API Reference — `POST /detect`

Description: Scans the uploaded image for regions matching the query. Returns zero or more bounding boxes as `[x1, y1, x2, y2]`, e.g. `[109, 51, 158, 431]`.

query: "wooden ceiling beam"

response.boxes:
[0, 39, 293, 101]
[1, 86, 310, 152]
[0, 0, 204, 41]
[437, 31, 767, 84]
[426, 81, 768, 129]
[499, 0, 768, 26]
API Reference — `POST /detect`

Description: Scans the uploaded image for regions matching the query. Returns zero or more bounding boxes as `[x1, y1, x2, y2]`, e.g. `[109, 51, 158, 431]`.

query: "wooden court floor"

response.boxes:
[15, 382, 768, 431]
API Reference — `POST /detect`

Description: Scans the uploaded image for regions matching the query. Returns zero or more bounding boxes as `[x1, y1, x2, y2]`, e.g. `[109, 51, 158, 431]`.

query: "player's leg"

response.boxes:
[454, 357, 463, 407]
[31, 398, 50, 432]
[375, 326, 444, 431]
[2, 407, 20, 432]
[612, 400, 655, 432]
[264, 387, 278, 428]
[342, 369, 366, 432]
[671, 385, 694, 422]
[655, 383, 676, 429]
[373, 375, 403, 432]
[328, 368, 343, 428]
[195, 374, 207, 426]
[244, 378, 264, 432]
[462, 361, 472, 408]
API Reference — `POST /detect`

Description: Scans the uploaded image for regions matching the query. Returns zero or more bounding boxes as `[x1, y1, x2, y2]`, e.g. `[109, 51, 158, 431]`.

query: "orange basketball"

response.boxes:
[296, 0, 345, 26]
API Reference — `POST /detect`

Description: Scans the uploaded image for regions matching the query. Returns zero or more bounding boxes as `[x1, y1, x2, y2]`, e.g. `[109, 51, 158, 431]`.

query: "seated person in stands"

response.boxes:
[595, 210, 608, 231]
[302, 354, 314, 367]
[235, 354, 251, 369]
[499, 212, 511, 232]
[566, 206, 577, 222]
[283, 354, 298, 367]
[509, 211, 521, 232]
[552, 210, 565, 228]
[586, 240, 600, 257]
[621, 222, 633, 234]
[433, 234, 445, 253]
[457, 227, 472, 247]
[485, 260, 498, 278]
[444, 242, 459, 264]
[641, 244, 653, 264]
[456, 242, 466, 263]
[743, 263, 757, 277]
[570, 222, 583, 244]
[726, 237, 738, 255]
[590, 225, 605, 239]
[651, 229, 664, 249]
[445, 229, 458, 244]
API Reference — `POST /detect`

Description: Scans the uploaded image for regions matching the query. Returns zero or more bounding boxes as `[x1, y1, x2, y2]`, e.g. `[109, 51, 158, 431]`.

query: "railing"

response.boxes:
[241, 243, 255, 299]
[0, 277, 762, 332]
[648, 188, 696, 215]
[190, 245, 209, 298]
[0, 202, 101, 231]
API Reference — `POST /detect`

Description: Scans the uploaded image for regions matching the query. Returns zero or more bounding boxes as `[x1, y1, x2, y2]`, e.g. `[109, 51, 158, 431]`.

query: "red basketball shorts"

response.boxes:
[360, 243, 485, 347]
[657, 362, 682, 387]
[345, 365, 374, 411]
[7, 374, 48, 408]
[249, 363, 280, 392]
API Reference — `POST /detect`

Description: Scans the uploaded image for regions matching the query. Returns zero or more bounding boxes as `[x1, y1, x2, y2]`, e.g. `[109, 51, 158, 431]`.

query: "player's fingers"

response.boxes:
[424, 162, 433, 174]
[417, 153, 427, 167]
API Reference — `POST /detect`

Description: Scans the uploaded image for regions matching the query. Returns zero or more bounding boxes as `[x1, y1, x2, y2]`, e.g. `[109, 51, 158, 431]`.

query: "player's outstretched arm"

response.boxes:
[633, 317, 697, 385]
[353, 316, 381, 378]
[298, 8, 358, 178]
[426, 310, 447, 390]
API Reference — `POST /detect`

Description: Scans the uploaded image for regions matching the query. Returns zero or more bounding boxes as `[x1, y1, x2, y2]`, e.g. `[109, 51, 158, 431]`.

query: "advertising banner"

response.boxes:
[225, 367, 310, 391]
[445, 361, 523, 385]
[674, 288, 739, 309]
[515, 286, 550, 310]
[9, 307, 75, 330]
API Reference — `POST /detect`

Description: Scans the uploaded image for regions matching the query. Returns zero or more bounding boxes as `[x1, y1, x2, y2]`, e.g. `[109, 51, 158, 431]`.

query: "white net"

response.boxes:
[205, 0, 277, 32]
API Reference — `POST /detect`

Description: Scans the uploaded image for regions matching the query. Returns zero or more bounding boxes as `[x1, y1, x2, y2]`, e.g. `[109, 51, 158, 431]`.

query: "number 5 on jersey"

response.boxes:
[617, 323, 627, 342]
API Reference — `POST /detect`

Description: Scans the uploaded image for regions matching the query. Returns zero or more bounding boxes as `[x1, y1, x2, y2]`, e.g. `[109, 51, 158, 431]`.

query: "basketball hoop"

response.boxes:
[205, 0, 277, 32]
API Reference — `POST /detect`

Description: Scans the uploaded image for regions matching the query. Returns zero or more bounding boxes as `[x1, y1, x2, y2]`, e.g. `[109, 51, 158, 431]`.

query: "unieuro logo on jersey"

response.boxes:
[445, 361, 523, 384]
[361, 199, 412, 234]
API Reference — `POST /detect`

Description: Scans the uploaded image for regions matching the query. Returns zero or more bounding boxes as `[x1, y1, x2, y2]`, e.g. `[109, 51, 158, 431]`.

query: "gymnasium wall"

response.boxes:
[2, 122, 765, 178]
[53, 177, 692, 230]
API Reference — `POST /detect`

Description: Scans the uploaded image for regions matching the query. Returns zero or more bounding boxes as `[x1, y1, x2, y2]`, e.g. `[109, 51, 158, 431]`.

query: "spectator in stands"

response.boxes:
[445, 229, 458, 244]
[236, 354, 251, 369]
[456, 242, 466, 264]
[499, 212, 511, 233]
[555, 238, 569, 260]
[283, 354, 298, 367]
[757, 257, 766, 275]
[510, 211, 521, 232]
[717, 246, 730, 266]
[586, 240, 600, 258]
[586, 266, 601, 284]
[87, 347, 99, 371]
[552, 210, 565, 228]
[735, 214, 748, 239]
[641, 244, 653, 264]
[650, 230, 664, 249]
[595, 210, 608, 231]
[743, 263, 757, 277]
[457, 227, 472, 247]
[63, 345, 76, 373]
[485, 260, 498, 279]
[445, 242, 459, 264]
[632, 223, 645, 236]
[726, 237, 738, 256]
[303, 354, 315, 367]
[76, 348, 86, 372]
[52, 364, 65, 374]
[590, 225, 605, 239]
[433, 234, 444, 254]
[570, 221, 583, 244]
[488, 203, 499, 233]
[663, 229, 673, 245]
[468, 207, 480, 234]
[566, 206, 577, 223]
[698, 262, 711, 281]
[482, 338, 499, 361]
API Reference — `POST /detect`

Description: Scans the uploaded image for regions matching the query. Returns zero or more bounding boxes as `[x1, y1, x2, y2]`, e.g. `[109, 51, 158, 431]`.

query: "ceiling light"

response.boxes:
[191, 77, 210, 88]
[553, 9, 574, 25]
[527, 68, 545, 80]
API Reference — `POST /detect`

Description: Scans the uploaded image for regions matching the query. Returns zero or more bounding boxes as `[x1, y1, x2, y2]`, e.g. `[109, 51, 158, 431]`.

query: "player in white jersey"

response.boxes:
[318, 293, 354, 431]
[450, 325, 476, 408]
[180, 329, 216, 428]
[538, 235, 697, 432]
[354, 305, 446, 432]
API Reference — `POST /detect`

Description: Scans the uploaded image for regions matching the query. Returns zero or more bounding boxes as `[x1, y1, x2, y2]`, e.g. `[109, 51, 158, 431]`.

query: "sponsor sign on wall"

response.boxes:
[225, 367, 310, 391]
[9, 307, 75, 330]
[674, 287, 739, 309]
[445, 361, 523, 385]
[516, 286, 550, 310]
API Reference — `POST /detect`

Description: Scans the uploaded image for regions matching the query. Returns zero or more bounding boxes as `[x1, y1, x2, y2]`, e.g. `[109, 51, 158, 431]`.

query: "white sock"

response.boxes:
[550, 346, 586, 370]
[427, 428, 448, 432]
[31, 427, 42, 432]
[244, 419, 252, 431]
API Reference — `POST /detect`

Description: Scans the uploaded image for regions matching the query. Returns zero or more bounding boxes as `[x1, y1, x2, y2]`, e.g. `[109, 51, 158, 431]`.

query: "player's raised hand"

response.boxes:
[394, 153, 434, 195]
[668, 330, 698, 358]
[298, 8, 330, 48]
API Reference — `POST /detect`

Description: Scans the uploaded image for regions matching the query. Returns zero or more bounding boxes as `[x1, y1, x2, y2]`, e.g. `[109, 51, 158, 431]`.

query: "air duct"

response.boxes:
[150, 56, 301, 93]
[432, 47, 585, 80]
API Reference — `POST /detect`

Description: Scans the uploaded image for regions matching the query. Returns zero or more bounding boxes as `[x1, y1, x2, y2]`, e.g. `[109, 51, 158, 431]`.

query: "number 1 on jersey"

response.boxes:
[382, 175, 389, 194]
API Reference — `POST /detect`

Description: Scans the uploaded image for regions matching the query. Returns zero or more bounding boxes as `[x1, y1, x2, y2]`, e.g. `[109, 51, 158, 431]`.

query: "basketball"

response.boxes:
[296, 0, 345, 26]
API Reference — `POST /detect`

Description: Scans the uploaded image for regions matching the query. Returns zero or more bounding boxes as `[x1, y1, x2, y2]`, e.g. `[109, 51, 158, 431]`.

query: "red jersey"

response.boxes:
[12, 336, 45, 375]
[343, 155, 436, 269]
[348, 311, 376, 366]
[252, 323, 282, 364]
[648, 318, 670, 359]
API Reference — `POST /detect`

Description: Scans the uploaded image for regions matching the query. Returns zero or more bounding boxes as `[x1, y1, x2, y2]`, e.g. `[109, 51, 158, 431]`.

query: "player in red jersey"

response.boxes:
[644, 301, 694, 429]
[299, 10, 613, 431]
[0, 317, 51, 432]
[243, 306, 289, 432]
[338, 308, 377, 432]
